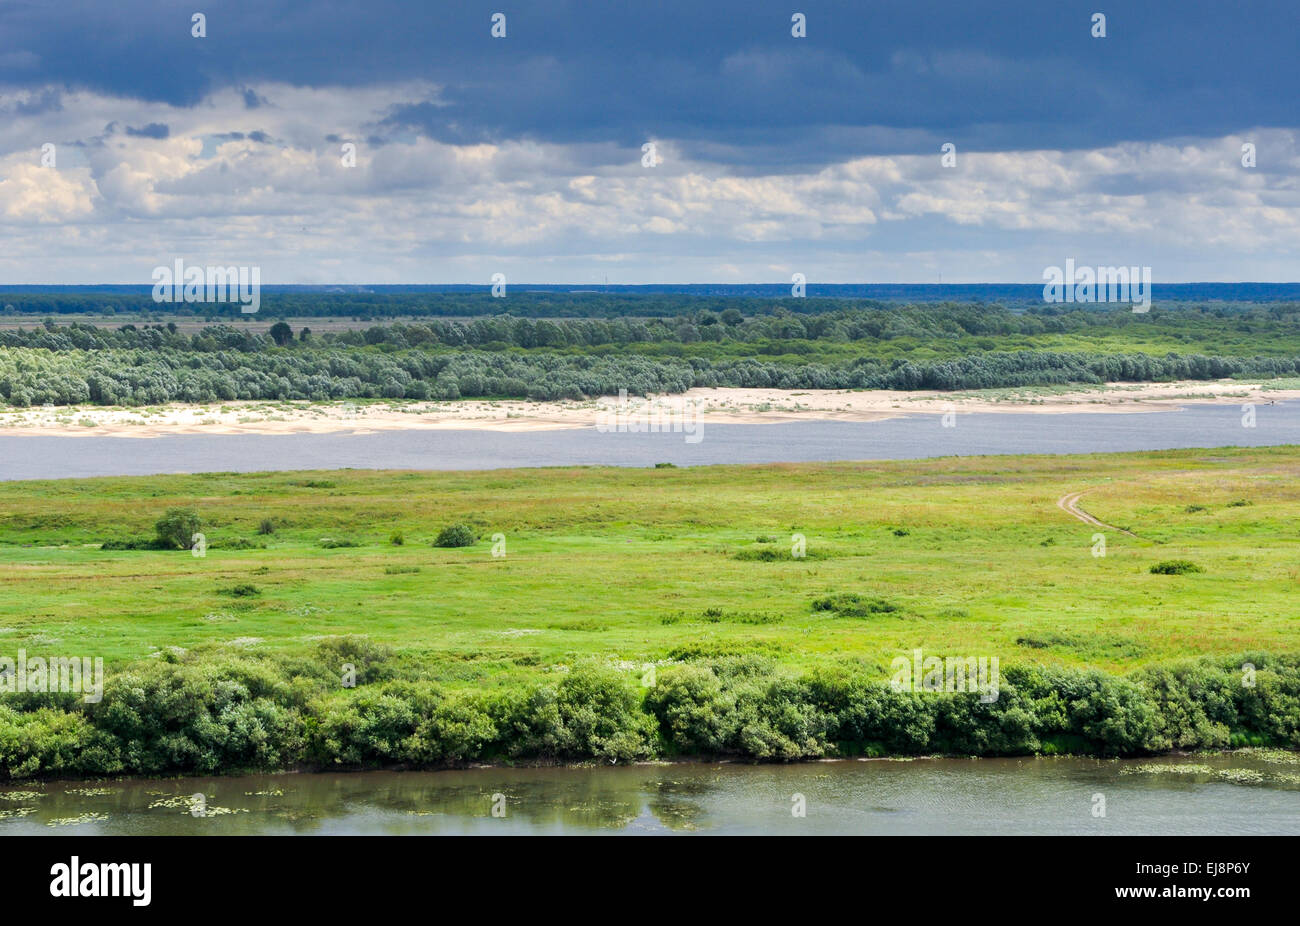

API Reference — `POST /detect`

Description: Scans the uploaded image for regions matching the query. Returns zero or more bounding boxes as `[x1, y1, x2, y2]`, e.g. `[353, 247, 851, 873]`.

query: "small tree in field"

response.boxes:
[155, 508, 202, 550]
[268, 321, 294, 346]
[434, 524, 476, 548]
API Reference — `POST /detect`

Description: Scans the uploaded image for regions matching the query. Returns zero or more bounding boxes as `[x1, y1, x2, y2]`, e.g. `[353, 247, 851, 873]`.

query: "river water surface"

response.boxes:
[4, 753, 1298, 835]
[1, 402, 1298, 480]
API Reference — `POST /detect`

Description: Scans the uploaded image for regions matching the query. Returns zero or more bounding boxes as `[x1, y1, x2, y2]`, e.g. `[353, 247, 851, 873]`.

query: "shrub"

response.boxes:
[645, 664, 735, 754]
[154, 507, 202, 550]
[309, 681, 443, 765]
[734, 547, 785, 561]
[313, 636, 396, 685]
[488, 664, 655, 762]
[434, 524, 476, 548]
[647, 661, 830, 759]
[211, 537, 265, 550]
[89, 656, 306, 775]
[258, 519, 275, 535]
[219, 584, 261, 597]
[806, 668, 935, 754]
[550, 664, 656, 761]
[0, 705, 117, 779]
[100, 537, 161, 551]
[811, 593, 900, 617]
[389, 531, 404, 546]
[1150, 560, 1204, 575]
[1134, 661, 1236, 749]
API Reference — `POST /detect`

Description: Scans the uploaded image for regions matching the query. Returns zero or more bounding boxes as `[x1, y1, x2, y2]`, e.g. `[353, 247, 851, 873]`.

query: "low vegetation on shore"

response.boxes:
[2, 645, 1295, 779]
[0, 447, 1297, 778]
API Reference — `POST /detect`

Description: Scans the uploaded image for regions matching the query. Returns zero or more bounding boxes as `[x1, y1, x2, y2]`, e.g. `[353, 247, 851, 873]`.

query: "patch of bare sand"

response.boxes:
[1, 380, 1296, 438]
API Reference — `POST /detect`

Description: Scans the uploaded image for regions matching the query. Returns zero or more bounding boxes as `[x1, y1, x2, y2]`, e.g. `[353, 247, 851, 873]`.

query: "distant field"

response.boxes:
[2, 446, 1296, 683]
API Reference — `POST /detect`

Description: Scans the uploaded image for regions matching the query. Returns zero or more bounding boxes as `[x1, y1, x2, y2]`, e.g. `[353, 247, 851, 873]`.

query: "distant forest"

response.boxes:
[4, 285, 1300, 320]
[1, 301, 1299, 406]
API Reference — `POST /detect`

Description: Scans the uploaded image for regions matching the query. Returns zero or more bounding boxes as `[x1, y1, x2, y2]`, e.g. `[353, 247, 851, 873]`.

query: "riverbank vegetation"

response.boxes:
[3, 647, 1295, 779]
[2, 301, 1300, 405]
[0, 448, 1297, 778]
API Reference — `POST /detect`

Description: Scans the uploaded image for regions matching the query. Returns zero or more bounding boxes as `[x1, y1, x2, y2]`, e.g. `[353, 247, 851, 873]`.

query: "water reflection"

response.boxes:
[2, 753, 1298, 836]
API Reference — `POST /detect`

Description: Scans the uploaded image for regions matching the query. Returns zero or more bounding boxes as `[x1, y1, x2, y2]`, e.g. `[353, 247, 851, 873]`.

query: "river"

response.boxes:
[3, 753, 1298, 835]
[1, 402, 1297, 480]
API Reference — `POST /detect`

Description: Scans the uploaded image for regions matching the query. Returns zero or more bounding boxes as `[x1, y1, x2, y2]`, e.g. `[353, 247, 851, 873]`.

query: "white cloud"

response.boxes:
[0, 84, 1297, 282]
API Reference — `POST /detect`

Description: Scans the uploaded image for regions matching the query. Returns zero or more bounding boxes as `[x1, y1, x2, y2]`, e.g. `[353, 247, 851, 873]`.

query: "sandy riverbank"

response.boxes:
[0, 380, 1295, 438]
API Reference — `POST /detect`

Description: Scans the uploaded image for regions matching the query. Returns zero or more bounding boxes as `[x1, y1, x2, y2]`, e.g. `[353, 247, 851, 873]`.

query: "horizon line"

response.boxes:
[4, 281, 1300, 289]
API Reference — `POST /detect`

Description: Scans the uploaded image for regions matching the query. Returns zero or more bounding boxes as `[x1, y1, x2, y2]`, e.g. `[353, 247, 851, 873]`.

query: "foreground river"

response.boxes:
[4, 753, 1298, 835]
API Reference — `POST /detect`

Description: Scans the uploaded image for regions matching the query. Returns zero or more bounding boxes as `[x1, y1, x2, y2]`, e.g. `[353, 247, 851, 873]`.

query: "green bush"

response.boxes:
[1150, 560, 1204, 575]
[1135, 661, 1236, 749]
[811, 593, 900, 617]
[806, 668, 935, 753]
[155, 507, 202, 550]
[434, 524, 477, 548]
[88, 657, 307, 775]
[488, 664, 655, 762]
[310, 681, 444, 765]
[313, 635, 397, 686]
[0, 705, 115, 779]
[100, 537, 162, 551]
[211, 537, 265, 550]
[218, 583, 261, 597]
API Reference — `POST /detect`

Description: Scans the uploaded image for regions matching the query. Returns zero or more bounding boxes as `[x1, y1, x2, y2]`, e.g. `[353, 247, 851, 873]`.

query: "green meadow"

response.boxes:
[2, 446, 1296, 681]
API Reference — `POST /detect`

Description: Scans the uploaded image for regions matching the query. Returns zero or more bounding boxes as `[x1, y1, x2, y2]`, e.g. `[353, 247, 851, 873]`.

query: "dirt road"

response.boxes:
[1057, 491, 1136, 536]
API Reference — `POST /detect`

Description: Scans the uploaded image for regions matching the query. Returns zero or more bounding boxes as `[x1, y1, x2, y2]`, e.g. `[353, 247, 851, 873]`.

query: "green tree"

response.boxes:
[155, 508, 202, 550]
[268, 322, 294, 346]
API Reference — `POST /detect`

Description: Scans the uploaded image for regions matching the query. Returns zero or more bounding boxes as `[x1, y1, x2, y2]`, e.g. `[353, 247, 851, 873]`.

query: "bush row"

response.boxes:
[1, 645, 1296, 779]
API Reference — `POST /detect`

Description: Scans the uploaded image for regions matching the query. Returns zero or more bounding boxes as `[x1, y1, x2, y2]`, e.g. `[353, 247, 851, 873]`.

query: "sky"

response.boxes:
[0, 0, 1297, 284]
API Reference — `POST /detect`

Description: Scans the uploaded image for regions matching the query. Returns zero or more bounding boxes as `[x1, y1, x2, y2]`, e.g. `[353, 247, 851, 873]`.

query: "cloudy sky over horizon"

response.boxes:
[1, 1, 1297, 284]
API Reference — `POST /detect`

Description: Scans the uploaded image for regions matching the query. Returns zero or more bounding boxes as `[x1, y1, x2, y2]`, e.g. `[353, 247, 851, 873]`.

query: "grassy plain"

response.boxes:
[0, 446, 1296, 687]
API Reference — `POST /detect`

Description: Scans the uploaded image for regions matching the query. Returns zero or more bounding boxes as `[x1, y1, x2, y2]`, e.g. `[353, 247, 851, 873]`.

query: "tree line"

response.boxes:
[1, 304, 1298, 406]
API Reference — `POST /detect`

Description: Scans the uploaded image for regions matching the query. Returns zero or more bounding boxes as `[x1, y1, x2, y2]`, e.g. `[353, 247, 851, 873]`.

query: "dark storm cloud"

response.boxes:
[0, 1, 1295, 165]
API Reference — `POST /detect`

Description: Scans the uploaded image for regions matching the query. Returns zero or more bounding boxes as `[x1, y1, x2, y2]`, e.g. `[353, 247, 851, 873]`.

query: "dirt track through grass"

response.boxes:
[1057, 490, 1137, 536]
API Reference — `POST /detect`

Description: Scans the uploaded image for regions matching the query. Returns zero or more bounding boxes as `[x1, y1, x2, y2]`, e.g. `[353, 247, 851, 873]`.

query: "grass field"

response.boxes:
[2, 446, 1297, 687]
